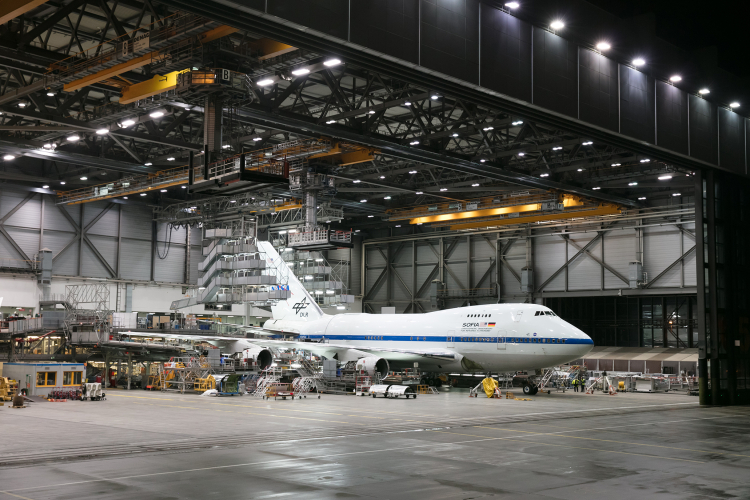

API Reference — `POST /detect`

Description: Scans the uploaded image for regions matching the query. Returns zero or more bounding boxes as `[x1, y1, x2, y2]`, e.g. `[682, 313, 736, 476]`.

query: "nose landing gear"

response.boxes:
[522, 384, 539, 396]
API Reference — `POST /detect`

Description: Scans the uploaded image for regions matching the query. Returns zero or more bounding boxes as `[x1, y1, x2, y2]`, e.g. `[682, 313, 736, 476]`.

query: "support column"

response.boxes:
[127, 353, 132, 390]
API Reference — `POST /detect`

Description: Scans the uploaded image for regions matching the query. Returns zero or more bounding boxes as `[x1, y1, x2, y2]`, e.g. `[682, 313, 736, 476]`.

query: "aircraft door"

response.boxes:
[447, 330, 455, 348]
[497, 330, 506, 350]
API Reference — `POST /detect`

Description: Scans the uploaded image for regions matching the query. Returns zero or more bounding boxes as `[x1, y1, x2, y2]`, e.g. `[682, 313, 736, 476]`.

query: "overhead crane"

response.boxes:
[386, 191, 622, 231]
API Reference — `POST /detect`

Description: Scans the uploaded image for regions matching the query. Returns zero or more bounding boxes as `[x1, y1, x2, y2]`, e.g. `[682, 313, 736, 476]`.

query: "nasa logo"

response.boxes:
[533, 332, 537, 336]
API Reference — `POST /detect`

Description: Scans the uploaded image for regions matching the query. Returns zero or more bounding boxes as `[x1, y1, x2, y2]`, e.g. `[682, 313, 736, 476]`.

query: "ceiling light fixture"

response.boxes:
[384, 196, 391, 200]
[452, 133, 459, 137]
[410, 140, 420, 145]
[360, 199, 367, 203]
[439, 187, 447, 191]
[592, 187, 601, 190]
[582, 141, 593, 145]
[67, 134, 80, 142]
[257, 78, 274, 86]
[353, 179, 361, 183]
[291, 68, 310, 76]
[80, 176, 87, 180]
[577, 168, 583, 172]
[658, 175, 672, 180]
[379, 175, 385, 179]
[483, 126, 494, 131]
[431, 95, 439, 100]
[367, 215, 374, 218]
[517, 152, 525, 156]
[368, 110, 376, 114]
[403, 101, 411, 106]
[160, 189, 167, 192]
[640, 158, 650, 163]
[472, 183, 480, 187]
[140, 193, 147, 196]
[539, 173, 549, 177]
[18, 102, 26, 107]
[96, 128, 108, 135]
[596, 42, 611, 51]
[409, 170, 417, 174]
[3, 154, 15, 161]
[46, 90, 55, 96]
[628, 182, 638, 186]
[42, 184, 49, 189]
[144, 162, 152, 166]
[326, 120, 336, 124]
[633, 58, 645, 67]
[120, 119, 135, 127]
[253, 137, 262, 141]
[323, 58, 342, 67]
[638, 196, 647, 200]
[550, 20, 564, 30]
[672, 193, 681, 196]
[395, 224, 401, 228]
[552, 146, 562, 150]
[505, 2, 519, 8]
[167, 157, 175, 161]
[699, 88, 710, 95]
[669, 75, 682, 82]
[43, 143, 53, 149]
[730, 102, 740, 108]
[123, 196, 128, 199]
[415, 191, 424, 195]
[60, 181, 66, 185]
[480, 159, 486, 163]
[512, 120, 523, 126]
[611, 163, 621, 166]
[149, 111, 164, 118]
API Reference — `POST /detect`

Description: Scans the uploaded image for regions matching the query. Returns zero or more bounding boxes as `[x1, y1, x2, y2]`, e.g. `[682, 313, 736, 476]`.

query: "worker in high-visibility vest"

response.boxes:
[572, 378, 579, 392]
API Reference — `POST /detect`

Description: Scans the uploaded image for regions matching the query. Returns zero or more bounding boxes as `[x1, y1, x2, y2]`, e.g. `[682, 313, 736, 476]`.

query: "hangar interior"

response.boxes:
[0, 1, 749, 498]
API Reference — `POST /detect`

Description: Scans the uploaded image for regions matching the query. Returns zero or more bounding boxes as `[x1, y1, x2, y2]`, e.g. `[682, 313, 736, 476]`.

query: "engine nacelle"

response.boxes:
[356, 357, 390, 378]
[241, 346, 273, 370]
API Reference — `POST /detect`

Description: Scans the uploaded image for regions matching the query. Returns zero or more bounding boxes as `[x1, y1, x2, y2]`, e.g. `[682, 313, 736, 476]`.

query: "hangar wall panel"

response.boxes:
[120, 239, 151, 281]
[533, 235, 566, 292]
[500, 238, 525, 296]
[689, 94, 718, 164]
[479, 7, 531, 101]
[532, 28, 577, 118]
[268, 0, 349, 40]
[351, 0, 419, 64]
[619, 65, 655, 143]
[566, 234, 601, 291]
[4, 227, 38, 261]
[419, 0, 479, 84]
[656, 81, 689, 155]
[578, 48, 619, 132]
[643, 226, 682, 288]
[601, 230, 635, 289]
[719, 107, 745, 175]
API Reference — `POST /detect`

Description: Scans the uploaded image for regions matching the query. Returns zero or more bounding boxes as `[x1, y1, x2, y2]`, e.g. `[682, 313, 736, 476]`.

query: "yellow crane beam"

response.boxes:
[64, 25, 238, 93]
[446, 205, 622, 230]
[120, 69, 187, 104]
[0, 0, 49, 25]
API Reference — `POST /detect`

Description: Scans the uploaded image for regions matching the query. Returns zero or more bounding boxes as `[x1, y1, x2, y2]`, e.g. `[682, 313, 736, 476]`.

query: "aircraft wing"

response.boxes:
[239, 338, 458, 360]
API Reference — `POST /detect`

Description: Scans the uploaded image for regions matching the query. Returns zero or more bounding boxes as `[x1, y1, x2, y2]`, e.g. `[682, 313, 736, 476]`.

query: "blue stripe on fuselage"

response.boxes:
[297, 334, 593, 345]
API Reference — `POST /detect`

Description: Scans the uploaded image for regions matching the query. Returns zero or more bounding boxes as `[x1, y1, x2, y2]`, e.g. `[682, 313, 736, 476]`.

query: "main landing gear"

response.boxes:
[522, 384, 539, 396]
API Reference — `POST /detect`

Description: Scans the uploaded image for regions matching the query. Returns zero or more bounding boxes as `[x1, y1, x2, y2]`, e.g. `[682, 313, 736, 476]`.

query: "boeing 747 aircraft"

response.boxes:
[134, 241, 594, 395]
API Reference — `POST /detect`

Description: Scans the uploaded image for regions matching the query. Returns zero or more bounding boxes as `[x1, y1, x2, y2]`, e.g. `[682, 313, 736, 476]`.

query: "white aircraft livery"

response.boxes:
[243, 241, 594, 382]
[133, 241, 593, 394]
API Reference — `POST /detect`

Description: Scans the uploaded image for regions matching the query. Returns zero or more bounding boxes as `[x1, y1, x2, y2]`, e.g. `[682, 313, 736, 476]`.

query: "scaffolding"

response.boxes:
[63, 284, 112, 345]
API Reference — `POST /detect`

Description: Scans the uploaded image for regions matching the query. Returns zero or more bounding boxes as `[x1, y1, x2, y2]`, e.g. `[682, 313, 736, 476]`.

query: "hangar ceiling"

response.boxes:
[0, 0, 729, 233]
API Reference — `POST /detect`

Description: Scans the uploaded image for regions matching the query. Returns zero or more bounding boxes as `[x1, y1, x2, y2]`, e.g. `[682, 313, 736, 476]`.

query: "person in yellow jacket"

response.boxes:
[482, 375, 499, 398]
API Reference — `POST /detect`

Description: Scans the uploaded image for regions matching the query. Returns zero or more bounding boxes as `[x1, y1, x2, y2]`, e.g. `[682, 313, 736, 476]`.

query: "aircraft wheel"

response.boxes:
[530, 386, 539, 396]
[522, 384, 532, 395]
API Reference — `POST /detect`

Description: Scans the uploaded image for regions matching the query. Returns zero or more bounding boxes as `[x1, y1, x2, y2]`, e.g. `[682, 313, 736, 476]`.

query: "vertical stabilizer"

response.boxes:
[257, 240, 326, 321]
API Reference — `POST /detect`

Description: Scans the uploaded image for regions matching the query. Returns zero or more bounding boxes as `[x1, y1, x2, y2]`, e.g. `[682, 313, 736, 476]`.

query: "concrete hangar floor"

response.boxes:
[0, 390, 748, 500]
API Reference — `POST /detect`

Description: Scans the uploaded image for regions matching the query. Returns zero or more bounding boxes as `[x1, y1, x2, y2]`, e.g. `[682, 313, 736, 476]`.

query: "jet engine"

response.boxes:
[241, 346, 273, 370]
[356, 357, 390, 378]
